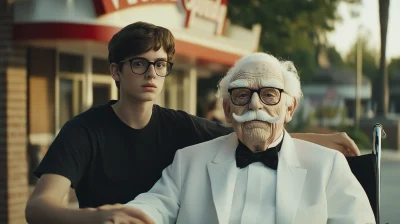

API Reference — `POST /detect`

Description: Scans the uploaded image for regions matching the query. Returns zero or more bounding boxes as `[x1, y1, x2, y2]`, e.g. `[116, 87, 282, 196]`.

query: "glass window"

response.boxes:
[59, 53, 84, 73]
[93, 83, 111, 107]
[59, 79, 73, 127]
[58, 77, 84, 129]
[93, 57, 110, 74]
[164, 70, 184, 111]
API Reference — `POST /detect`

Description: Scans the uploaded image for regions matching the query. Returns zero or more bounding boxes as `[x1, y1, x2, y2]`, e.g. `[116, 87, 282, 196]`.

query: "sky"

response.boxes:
[327, 0, 400, 61]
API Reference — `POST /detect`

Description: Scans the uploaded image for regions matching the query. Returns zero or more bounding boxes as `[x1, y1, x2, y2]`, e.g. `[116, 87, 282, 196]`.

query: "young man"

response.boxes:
[25, 22, 361, 224]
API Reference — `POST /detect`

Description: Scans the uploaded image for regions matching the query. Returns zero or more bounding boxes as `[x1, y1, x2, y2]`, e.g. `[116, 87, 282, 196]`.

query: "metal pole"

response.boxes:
[84, 45, 93, 110]
[373, 123, 386, 224]
[355, 31, 362, 130]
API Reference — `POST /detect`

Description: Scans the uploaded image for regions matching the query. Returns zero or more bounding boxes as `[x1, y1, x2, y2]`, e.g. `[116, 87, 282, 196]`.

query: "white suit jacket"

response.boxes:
[126, 131, 376, 224]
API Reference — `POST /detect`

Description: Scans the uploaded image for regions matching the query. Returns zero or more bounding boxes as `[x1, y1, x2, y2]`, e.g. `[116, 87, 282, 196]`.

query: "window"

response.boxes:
[59, 53, 84, 73]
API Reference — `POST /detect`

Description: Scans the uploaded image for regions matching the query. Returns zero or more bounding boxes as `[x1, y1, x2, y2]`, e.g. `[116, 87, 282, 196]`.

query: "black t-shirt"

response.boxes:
[34, 100, 233, 208]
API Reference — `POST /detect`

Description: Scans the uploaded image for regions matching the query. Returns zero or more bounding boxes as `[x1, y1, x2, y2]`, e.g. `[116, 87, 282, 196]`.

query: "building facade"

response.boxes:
[0, 0, 261, 223]
[301, 68, 373, 127]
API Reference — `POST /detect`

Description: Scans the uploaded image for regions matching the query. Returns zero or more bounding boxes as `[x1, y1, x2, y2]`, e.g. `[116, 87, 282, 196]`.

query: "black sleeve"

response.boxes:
[184, 113, 233, 144]
[33, 120, 92, 188]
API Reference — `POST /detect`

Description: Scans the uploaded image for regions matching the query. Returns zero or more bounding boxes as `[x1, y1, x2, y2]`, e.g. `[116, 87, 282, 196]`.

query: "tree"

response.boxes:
[326, 46, 345, 68]
[344, 36, 379, 80]
[227, 0, 360, 83]
[388, 57, 400, 80]
[375, 0, 390, 116]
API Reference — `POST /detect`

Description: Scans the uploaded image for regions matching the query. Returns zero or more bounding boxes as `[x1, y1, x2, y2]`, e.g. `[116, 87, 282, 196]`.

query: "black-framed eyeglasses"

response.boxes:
[119, 57, 174, 77]
[228, 87, 284, 106]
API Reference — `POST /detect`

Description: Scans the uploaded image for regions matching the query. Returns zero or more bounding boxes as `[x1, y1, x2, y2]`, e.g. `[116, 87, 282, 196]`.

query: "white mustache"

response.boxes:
[232, 110, 282, 123]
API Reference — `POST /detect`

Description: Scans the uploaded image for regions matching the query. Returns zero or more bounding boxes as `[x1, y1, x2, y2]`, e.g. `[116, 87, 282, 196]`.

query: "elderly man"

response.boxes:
[122, 52, 375, 224]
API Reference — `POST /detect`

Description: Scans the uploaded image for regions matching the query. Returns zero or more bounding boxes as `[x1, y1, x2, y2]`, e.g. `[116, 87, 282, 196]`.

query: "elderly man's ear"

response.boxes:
[285, 96, 298, 123]
[223, 99, 233, 124]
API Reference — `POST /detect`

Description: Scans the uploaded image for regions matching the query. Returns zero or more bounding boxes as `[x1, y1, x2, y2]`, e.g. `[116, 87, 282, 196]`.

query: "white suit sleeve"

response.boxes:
[326, 152, 376, 224]
[125, 150, 183, 224]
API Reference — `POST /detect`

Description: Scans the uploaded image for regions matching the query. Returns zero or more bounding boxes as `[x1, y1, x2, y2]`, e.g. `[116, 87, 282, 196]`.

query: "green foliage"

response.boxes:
[344, 36, 379, 80]
[338, 126, 372, 149]
[326, 46, 345, 68]
[288, 49, 317, 83]
[388, 57, 400, 80]
[285, 105, 312, 133]
[227, 0, 360, 83]
[314, 106, 342, 119]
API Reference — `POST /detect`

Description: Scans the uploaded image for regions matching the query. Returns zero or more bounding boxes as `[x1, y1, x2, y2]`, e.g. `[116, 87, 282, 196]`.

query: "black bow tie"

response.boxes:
[235, 137, 283, 170]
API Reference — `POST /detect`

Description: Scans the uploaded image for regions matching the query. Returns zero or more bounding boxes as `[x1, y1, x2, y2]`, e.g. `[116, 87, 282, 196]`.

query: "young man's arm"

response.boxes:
[26, 118, 152, 224]
[290, 132, 360, 156]
[25, 119, 97, 223]
[25, 118, 97, 223]
[26, 174, 152, 224]
[26, 174, 96, 224]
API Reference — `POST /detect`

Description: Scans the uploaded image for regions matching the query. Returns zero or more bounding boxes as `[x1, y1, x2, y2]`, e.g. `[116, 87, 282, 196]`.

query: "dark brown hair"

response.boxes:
[108, 22, 176, 88]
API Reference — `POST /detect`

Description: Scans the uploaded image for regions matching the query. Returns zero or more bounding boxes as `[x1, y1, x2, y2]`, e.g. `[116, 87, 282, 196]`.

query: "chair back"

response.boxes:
[347, 155, 377, 217]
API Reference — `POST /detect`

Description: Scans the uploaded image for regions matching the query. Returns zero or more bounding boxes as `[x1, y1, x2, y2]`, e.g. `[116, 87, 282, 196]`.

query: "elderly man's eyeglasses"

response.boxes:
[228, 87, 284, 106]
[119, 57, 174, 77]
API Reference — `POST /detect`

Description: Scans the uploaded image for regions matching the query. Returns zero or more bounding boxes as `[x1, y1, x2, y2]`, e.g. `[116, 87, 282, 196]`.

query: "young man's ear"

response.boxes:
[110, 63, 121, 82]
[223, 98, 233, 124]
[285, 96, 298, 123]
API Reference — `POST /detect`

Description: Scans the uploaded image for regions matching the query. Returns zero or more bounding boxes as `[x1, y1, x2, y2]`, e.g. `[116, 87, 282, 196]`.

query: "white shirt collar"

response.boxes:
[267, 131, 284, 148]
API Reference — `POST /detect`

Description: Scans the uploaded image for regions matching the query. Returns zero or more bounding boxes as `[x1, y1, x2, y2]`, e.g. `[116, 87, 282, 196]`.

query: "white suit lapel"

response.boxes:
[207, 133, 239, 224]
[276, 131, 307, 224]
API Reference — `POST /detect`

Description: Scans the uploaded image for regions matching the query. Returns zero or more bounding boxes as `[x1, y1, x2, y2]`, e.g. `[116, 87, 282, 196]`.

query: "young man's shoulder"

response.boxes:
[154, 104, 232, 144]
[155, 104, 231, 128]
[153, 104, 208, 129]
[153, 104, 192, 120]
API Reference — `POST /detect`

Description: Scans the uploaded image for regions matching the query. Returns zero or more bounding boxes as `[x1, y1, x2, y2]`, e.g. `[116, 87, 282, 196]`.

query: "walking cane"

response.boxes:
[373, 123, 386, 224]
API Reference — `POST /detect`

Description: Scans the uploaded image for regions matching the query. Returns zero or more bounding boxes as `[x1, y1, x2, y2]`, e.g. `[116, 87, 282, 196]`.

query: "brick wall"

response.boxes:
[0, 1, 29, 223]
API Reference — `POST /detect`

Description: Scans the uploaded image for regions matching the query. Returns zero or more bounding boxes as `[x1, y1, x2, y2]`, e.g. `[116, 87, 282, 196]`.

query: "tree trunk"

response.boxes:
[376, 0, 390, 117]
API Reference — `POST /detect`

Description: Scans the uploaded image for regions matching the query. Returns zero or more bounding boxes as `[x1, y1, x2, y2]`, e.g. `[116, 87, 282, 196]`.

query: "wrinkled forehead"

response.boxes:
[229, 59, 284, 89]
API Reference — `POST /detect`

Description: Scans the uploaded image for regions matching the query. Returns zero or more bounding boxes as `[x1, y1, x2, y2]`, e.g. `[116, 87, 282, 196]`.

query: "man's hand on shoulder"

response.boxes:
[292, 132, 360, 157]
[94, 204, 155, 224]
[327, 132, 360, 156]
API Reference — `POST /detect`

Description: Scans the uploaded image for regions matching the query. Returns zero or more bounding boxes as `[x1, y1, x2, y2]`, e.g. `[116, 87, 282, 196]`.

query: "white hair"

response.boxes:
[217, 52, 303, 106]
